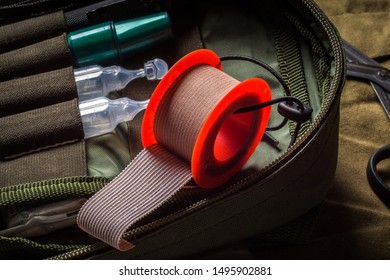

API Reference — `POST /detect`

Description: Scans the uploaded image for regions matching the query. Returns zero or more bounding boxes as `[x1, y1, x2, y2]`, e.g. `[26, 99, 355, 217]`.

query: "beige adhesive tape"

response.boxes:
[77, 49, 272, 251]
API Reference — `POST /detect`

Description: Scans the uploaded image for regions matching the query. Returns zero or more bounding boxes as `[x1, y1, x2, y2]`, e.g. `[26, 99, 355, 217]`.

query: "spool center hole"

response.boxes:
[214, 112, 255, 162]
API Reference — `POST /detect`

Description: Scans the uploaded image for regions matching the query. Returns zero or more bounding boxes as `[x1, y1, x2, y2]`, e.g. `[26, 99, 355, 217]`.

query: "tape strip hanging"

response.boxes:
[77, 49, 272, 251]
[78, 144, 191, 251]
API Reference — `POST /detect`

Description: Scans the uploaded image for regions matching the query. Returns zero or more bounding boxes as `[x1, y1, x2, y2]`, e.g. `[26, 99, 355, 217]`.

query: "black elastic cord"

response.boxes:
[220, 54, 310, 146]
[219, 55, 292, 97]
[234, 96, 305, 114]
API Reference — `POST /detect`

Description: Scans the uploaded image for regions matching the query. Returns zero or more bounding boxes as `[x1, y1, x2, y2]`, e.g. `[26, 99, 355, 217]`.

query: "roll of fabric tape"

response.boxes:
[77, 49, 272, 251]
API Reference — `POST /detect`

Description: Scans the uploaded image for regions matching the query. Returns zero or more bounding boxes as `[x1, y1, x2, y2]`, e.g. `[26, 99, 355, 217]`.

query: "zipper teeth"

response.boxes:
[56, 0, 345, 260]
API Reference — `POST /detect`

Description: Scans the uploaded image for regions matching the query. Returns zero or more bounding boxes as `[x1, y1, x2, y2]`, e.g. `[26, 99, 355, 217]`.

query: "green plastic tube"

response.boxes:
[67, 12, 172, 67]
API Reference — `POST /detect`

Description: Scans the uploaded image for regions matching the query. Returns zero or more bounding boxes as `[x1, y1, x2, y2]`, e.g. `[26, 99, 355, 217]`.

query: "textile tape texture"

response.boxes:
[77, 49, 272, 251]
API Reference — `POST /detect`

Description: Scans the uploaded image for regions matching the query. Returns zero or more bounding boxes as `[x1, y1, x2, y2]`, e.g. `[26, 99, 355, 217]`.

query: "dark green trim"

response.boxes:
[0, 176, 109, 206]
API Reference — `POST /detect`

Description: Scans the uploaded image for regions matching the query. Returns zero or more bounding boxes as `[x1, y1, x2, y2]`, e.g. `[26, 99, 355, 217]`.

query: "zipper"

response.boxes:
[51, 0, 345, 260]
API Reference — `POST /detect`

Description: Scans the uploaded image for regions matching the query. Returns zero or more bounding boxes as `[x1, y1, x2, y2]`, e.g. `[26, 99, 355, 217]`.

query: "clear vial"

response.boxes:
[79, 97, 149, 139]
[74, 58, 168, 101]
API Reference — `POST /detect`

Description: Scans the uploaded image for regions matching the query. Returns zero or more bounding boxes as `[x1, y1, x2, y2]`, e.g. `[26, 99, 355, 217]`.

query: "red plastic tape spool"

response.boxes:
[143, 49, 271, 187]
[78, 49, 272, 250]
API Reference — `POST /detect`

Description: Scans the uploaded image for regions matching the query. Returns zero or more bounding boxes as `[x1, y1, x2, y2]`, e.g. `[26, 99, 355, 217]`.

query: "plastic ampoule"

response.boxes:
[74, 58, 167, 101]
[79, 96, 149, 139]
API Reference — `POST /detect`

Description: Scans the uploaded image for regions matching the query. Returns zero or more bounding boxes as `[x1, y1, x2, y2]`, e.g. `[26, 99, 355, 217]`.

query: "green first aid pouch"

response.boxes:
[0, 0, 345, 259]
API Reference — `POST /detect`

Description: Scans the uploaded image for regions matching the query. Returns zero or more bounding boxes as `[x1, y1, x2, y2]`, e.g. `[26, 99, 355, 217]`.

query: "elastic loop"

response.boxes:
[222, 54, 312, 146]
[219, 54, 291, 97]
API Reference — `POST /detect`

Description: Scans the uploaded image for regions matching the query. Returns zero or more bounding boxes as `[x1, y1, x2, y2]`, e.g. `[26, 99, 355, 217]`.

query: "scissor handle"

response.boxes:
[346, 62, 390, 93]
[367, 145, 390, 202]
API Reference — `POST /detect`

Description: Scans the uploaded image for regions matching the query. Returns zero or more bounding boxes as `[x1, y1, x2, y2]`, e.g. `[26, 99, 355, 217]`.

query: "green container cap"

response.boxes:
[67, 12, 172, 67]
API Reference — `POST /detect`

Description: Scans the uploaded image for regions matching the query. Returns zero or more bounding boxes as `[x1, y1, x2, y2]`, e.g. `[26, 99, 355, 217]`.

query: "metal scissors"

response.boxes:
[343, 40, 390, 202]
[343, 40, 390, 118]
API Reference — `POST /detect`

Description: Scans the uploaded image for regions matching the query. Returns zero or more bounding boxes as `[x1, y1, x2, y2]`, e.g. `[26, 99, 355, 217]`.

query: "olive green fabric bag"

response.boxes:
[0, 0, 345, 259]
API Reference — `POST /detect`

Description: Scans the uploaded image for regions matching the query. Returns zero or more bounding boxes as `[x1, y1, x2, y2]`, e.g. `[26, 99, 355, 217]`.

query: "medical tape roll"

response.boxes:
[77, 49, 272, 251]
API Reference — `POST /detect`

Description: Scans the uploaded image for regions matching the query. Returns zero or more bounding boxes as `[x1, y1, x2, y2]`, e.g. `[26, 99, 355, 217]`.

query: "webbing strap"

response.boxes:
[0, 11, 66, 54]
[0, 141, 87, 188]
[285, 11, 331, 103]
[0, 33, 72, 81]
[77, 50, 272, 251]
[0, 67, 77, 117]
[272, 13, 311, 136]
[0, 99, 84, 159]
